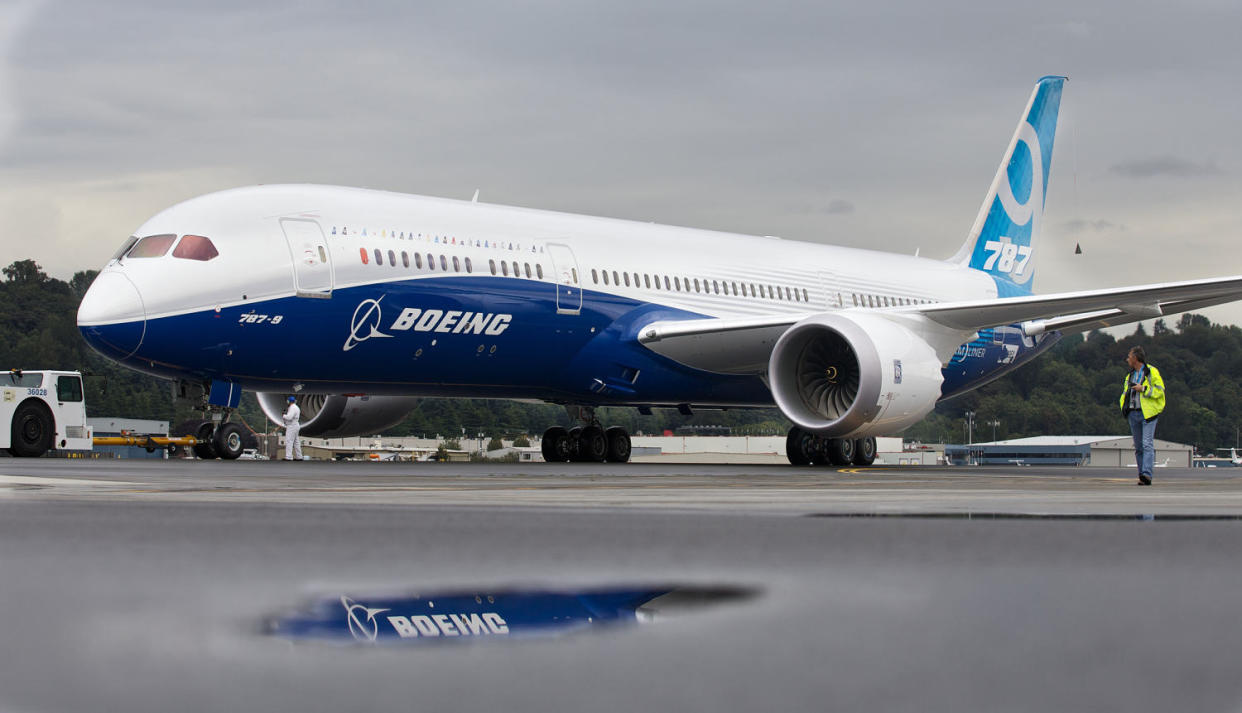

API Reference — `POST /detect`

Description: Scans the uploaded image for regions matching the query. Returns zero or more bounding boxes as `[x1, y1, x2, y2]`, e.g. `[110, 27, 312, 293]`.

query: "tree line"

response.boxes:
[3, 259, 1237, 452]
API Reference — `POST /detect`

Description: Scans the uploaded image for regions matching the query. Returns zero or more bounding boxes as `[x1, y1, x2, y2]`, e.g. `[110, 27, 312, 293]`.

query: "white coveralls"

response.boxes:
[283, 402, 303, 460]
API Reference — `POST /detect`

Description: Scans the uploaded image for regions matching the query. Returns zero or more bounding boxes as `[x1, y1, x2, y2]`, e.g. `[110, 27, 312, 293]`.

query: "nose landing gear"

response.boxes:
[786, 426, 876, 467]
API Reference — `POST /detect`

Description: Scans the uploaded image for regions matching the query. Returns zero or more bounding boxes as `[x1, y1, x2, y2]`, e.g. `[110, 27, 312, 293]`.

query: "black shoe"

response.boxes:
[1137, 474, 1152, 485]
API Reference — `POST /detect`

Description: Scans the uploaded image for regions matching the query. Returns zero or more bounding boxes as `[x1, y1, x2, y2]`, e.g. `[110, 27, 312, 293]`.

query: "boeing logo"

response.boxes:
[343, 298, 392, 352]
[344, 299, 514, 351]
[341, 596, 390, 642]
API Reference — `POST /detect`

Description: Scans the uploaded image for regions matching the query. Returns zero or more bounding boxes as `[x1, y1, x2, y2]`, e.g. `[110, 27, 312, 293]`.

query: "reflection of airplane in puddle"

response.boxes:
[267, 585, 756, 644]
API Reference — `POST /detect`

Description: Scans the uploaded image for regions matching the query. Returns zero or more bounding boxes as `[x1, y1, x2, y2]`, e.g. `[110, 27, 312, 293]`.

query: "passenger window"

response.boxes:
[624, 273, 631, 287]
[694, 279, 701, 293]
[804, 289, 809, 302]
[428, 254, 436, 271]
[415, 253, 424, 269]
[501, 261, 509, 276]
[374, 249, 383, 266]
[465, 257, 473, 274]
[126, 234, 176, 258]
[592, 269, 599, 284]
[674, 277, 681, 291]
[571, 268, 578, 284]
[644, 274, 651, 289]
[524, 263, 531, 278]
[612, 271, 620, 286]
[453, 256, 461, 272]
[172, 235, 220, 261]
[603, 271, 610, 285]
[359, 248, 369, 265]
[318, 246, 327, 263]
[402, 251, 410, 268]
[441, 255, 449, 271]
[489, 259, 496, 275]
[388, 250, 396, 267]
[56, 375, 83, 403]
[663, 276, 670, 291]
[536, 264, 544, 279]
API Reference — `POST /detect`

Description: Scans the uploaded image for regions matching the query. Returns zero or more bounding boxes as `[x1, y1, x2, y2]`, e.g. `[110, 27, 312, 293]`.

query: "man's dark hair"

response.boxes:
[1129, 346, 1146, 363]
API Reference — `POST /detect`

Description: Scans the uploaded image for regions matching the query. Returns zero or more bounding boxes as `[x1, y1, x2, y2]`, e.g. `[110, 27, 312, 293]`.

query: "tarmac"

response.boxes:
[3, 459, 1242, 712]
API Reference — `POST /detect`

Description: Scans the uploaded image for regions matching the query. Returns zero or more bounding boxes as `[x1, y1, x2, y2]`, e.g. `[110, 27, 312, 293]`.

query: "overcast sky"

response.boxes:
[2, 0, 1240, 327]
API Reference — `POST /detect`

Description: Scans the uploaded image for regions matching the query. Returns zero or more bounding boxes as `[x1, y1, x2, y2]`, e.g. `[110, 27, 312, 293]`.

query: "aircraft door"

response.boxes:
[280, 218, 333, 298]
[546, 242, 582, 315]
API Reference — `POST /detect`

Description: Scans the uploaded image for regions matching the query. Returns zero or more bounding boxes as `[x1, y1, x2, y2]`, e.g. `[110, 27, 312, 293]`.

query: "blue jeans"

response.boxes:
[1128, 410, 1158, 478]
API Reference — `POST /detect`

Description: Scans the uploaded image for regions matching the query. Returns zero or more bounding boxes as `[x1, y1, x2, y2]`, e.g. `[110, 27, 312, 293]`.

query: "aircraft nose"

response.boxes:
[77, 271, 147, 359]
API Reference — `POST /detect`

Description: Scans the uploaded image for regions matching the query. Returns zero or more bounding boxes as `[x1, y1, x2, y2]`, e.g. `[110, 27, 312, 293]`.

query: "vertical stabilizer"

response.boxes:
[951, 76, 1066, 296]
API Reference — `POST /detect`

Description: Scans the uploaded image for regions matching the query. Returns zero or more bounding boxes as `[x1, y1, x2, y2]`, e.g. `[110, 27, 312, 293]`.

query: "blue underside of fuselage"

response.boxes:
[79, 276, 1059, 407]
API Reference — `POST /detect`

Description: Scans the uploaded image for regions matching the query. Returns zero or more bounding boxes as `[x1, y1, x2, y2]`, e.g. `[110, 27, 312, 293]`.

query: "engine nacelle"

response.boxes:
[257, 392, 419, 438]
[768, 312, 943, 438]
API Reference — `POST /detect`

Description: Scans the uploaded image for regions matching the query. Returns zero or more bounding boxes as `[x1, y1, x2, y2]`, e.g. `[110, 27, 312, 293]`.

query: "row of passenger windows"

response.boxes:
[592, 268, 810, 303]
[357, 246, 933, 308]
[360, 247, 550, 282]
[113, 234, 220, 262]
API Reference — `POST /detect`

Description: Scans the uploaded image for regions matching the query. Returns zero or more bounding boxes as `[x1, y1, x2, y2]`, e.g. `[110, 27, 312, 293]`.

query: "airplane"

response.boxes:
[75, 76, 1242, 465]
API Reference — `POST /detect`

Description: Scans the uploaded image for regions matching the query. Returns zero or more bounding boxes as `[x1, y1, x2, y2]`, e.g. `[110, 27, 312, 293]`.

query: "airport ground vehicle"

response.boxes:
[0, 370, 241, 458]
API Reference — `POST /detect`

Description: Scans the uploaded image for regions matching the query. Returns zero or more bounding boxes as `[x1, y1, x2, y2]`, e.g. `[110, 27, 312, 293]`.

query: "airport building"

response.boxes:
[944, 436, 1193, 467]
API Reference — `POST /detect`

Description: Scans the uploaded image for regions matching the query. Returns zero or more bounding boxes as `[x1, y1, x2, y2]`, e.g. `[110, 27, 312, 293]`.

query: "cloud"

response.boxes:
[825, 199, 855, 215]
[1109, 156, 1225, 179]
[0, 0, 44, 150]
[1060, 219, 1124, 234]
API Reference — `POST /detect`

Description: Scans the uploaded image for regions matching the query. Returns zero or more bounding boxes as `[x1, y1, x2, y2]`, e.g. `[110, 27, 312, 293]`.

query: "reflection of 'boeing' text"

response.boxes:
[387, 612, 509, 638]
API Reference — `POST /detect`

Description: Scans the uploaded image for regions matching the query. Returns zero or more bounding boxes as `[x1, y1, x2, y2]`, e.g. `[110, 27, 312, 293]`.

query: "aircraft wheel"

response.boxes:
[213, 422, 246, 460]
[578, 425, 607, 463]
[852, 437, 877, 466]
[192, 421, 218, 460]
[785, 427, 814, 465]
[567, 427, 584, 461]
[9, 401, 53, 457]
[605, 427, 631, 463]
[827, 437, 855, 466]
[541, 427, 571, 463]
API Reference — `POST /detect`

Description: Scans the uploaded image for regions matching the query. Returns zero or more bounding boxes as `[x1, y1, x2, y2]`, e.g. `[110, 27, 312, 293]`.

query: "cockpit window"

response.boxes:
[111, 236, 139, 262]
[125, 234, 176, 258]
[172, 235, 219, 261]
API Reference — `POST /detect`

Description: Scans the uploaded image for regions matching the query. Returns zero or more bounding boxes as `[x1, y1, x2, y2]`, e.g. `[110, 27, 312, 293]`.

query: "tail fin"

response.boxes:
[951, 76, 1066, 296]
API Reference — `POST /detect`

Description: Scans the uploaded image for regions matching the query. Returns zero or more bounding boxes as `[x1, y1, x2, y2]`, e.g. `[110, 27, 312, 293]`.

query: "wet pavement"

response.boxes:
[2, 460, 1241, 711]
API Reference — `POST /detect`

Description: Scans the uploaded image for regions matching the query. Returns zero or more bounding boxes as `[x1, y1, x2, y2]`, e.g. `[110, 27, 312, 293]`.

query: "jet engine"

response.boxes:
[768, 312, 944, 438]
[256, 393, 419, 438]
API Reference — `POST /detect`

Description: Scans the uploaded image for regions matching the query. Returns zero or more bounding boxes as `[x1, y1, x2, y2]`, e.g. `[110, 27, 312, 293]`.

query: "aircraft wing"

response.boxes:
[638, 275, 1242, 374]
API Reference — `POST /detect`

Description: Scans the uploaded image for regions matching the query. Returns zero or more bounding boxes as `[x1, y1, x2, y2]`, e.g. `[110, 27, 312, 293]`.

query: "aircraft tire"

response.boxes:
[213, 422, 246, 460]
[826, 437, 855, 466]
[605, 427, 631, 463]
[578, 425, 607, 463]
[541, 427, 571, 463]
[192, 421, 218, 460]
[567, 427, 584, 461]
[852, 437, 877, 466]
[785, 427, 813, 466]
[9, 400, 53, 457]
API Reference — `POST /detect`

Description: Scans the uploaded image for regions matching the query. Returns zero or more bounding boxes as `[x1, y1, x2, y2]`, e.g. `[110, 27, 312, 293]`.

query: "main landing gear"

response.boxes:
[541, 406, 631, 463]
[786, 426, 876, 467]
[187, 418, 248, 460]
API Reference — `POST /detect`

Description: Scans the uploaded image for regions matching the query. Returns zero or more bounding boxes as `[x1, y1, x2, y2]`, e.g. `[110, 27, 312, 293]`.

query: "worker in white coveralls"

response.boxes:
[282, 396, 303, 461]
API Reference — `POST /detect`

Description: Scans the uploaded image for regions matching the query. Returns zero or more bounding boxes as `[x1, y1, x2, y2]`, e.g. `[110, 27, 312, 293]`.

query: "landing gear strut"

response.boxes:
[541, 406, 632, 463]
[786, 426, 876, 467]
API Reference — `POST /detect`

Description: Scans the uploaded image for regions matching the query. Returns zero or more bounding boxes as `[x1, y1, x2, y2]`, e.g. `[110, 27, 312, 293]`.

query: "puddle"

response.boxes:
[806, 512, 1242, 521]
[266, 585, 758, 645]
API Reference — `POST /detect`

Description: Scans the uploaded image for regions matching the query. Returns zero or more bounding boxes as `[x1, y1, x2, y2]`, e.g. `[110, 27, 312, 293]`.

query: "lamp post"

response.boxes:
[988, 419, 1001, 443]
[965, 411, 976, 445]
